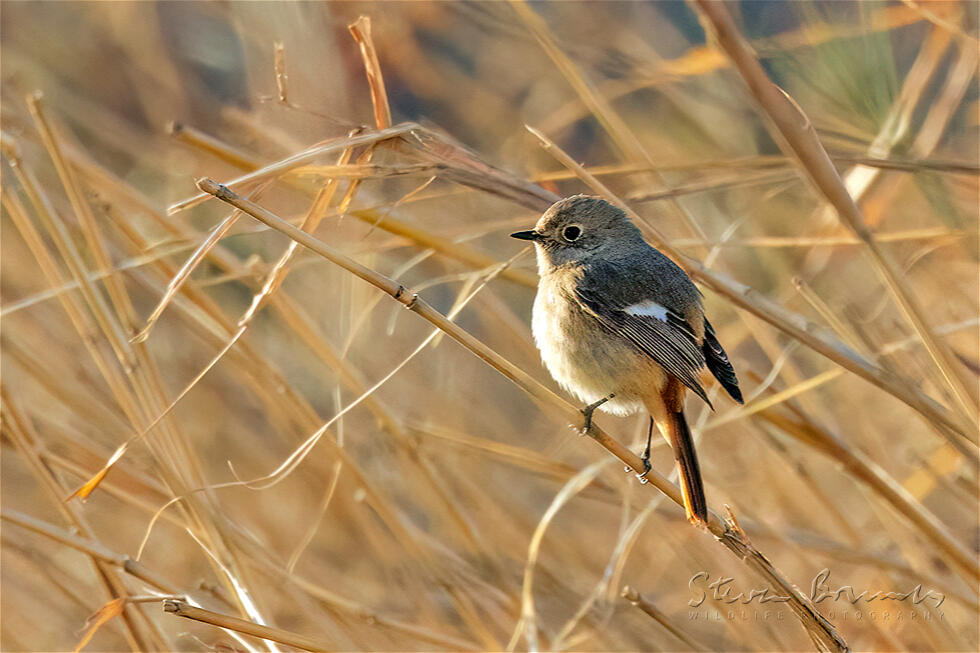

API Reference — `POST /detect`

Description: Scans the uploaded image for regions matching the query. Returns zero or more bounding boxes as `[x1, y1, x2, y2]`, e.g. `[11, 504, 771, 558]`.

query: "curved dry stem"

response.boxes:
[508, 459, 611, 651]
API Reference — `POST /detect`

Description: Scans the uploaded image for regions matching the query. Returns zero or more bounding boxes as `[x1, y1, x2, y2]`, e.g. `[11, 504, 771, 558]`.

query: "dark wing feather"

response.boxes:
[574, 286, 712, 407]
[703, 318, 743, 404]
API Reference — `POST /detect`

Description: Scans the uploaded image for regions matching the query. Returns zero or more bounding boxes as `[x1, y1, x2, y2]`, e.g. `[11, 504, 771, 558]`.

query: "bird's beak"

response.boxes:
[510, 230, 542, 242]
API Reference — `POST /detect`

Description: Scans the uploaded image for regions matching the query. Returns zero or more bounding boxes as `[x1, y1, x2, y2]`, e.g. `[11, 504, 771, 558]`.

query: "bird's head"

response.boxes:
[510, 195, 643, 270]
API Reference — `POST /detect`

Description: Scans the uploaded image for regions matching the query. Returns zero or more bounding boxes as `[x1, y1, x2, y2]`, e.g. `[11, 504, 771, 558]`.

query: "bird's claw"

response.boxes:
[626, 457, 652, 484]
[578, 394, 614, 435]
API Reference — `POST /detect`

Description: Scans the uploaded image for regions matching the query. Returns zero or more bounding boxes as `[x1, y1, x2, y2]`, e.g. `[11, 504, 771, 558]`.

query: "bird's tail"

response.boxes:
[665, 410, 708, 527]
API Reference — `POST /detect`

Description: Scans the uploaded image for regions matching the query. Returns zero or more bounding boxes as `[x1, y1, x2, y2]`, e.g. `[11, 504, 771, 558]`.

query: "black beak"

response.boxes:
[510, 230, 542, 242]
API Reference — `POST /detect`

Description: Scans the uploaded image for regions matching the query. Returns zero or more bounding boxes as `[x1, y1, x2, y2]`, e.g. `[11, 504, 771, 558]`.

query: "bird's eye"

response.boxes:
[562, 225, 582, 241]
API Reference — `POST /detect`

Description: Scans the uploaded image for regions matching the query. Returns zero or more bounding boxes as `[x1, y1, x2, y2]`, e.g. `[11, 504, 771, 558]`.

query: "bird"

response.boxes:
[511, 195, 743, 527]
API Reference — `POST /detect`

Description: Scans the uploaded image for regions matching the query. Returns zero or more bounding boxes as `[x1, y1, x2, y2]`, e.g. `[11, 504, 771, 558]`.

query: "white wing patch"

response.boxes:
[624, 299, 669, 322]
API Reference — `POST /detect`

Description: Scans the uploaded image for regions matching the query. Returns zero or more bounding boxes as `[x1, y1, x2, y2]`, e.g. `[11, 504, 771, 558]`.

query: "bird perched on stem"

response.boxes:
[511, 195, 743, 527]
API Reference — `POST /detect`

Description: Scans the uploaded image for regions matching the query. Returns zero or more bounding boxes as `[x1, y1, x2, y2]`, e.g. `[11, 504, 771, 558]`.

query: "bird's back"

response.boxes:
[581, 244, 706, 342]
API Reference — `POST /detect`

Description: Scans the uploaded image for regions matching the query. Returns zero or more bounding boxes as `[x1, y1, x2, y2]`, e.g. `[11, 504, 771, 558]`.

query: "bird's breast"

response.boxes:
[531, 276, 658, 416]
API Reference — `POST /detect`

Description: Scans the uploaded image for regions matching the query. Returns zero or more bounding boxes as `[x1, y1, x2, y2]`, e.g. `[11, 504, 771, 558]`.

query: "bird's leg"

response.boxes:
[579, 394, 614, 434]
[625, 418, 655, 483]
[622, 418, 656, 483]
[638, 417, 654, 477]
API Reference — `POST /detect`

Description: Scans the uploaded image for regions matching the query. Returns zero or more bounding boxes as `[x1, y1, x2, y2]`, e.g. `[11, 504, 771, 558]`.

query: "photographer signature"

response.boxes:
[688, 569, 944, 608]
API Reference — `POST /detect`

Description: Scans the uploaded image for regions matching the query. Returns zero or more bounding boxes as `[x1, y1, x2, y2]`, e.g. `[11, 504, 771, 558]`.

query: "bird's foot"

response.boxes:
[635, 457, 652, 484]
[624, 457, 652, 484]
[578, 394, 614, 434]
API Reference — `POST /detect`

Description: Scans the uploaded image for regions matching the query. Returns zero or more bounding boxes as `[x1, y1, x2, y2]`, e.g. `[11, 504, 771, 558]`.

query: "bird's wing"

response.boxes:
[573, 260, 711, 406]
[703, 318, 743, 404]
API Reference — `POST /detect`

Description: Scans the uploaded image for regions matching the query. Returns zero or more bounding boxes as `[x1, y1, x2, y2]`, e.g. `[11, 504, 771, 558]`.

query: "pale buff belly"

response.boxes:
[532, 282, 666, 416]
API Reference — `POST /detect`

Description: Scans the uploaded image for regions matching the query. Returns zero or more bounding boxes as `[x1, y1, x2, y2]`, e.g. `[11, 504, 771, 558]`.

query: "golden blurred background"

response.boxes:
[2, 2, 977, 651]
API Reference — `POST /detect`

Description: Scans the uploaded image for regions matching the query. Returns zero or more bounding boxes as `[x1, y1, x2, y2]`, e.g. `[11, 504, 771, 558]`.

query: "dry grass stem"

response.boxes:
[1, 509, 180, 595]
[622, 586, 707, 651]
[348, 16, 392, 130]
[168, 122, 539, 288]
[167, 124, 418, 214]
[132, 186, 269, 344]
[162, 600, 330, 652]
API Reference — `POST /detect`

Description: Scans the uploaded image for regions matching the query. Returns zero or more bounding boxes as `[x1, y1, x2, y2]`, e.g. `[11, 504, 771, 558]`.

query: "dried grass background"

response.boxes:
[1, 2, 978, 652]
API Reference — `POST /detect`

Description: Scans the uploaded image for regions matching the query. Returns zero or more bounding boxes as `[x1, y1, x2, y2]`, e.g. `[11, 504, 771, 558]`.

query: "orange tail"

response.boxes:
[665, 410, 708, 527]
